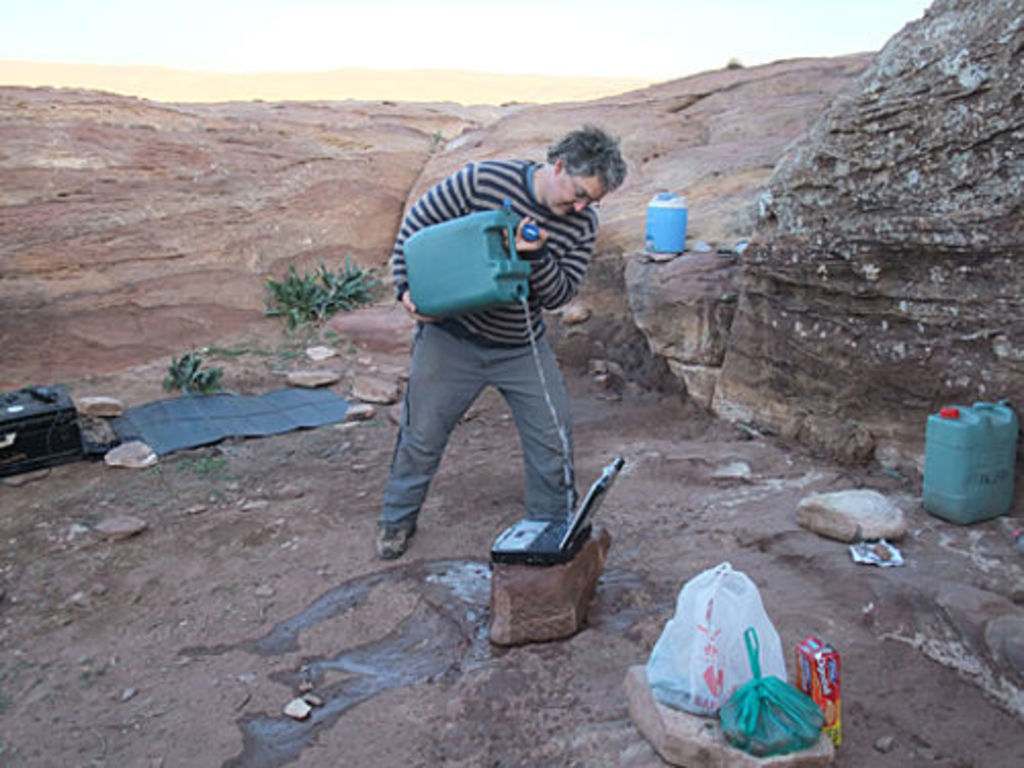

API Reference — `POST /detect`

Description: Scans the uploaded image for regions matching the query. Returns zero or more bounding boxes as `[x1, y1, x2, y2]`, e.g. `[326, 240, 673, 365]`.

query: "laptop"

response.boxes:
[491, 457, 624, 566]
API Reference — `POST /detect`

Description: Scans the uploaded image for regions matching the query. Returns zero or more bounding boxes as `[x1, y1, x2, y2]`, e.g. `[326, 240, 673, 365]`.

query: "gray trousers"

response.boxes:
[379, 322, 575, 531]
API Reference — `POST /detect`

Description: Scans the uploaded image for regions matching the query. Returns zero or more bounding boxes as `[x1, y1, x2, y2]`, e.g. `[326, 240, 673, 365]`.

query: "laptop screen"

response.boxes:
[558, 457, 624, 550]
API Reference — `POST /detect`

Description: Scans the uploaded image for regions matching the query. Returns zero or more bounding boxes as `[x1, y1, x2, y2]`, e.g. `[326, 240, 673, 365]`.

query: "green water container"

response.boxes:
[404, 207, 532, 318]
[923, 400, 1018, 524]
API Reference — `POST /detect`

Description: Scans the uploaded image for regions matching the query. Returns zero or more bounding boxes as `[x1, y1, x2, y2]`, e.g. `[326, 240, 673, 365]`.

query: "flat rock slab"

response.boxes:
[305, 346, 336, 361]
[1, 468, 50, 487]
[286, 369, 341, 388]
[351, 375, 401, 405]
[324, 305, 416, 358]
[93, 515, 149, 540]
[489, 527, 611, 646]
[104, 441, 158, 468]
[343, 403, 376, 422]
[796, 489, 906, 543]
[624, 665, 834, 767]
[75, 396, 125, 417]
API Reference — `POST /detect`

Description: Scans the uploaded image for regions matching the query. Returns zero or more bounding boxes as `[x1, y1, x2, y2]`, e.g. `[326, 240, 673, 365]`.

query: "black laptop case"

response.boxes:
[0, 386, 83, 477]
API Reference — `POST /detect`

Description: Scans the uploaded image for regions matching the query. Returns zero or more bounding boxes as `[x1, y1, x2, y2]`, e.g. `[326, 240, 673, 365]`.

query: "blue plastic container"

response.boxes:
[645, 192, 688, 253]
[923, 400, 1018, 524]
[404, 207, 532, 318]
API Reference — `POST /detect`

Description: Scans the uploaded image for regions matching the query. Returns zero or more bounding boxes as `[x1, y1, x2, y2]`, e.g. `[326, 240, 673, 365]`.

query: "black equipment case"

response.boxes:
[0, 386, 83, 477]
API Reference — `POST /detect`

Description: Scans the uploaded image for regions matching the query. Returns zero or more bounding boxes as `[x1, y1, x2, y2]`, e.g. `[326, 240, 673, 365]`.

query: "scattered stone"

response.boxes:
[561, 303, 592, 325]
[936, 584, 1020, 658]
[182, 504, 208, 516]
[2, 468, 51, 487]
[283, 697, 312, 720]
[305, 345, 336, 361]
[67, 523, 91, 541]
[93, 515, 149, 541]
[302, 693, 324, 707]
[351, 375, 401, 404]
[241, 500, 270, 512]
[267, 483, 306, 500]
[121, 687, 138, 702]
[691, 240, 713, 253]
[386, 403, 403, 426]
[711, 460, 752, 481]
[68, 591, 90, 608]
[104, 441, 158, 469]
[286, 369, 341, 388]
[489, 527, 612, 646]
[796, 489, 906, 543]
[298, 680, 314, 693]
[323, 305, 416, 358]
[985, 614, 1024, 676]
[624, 665, 834, 767]
[254, 584, 275, 598]
[626, 251, 741, 398]
[588, 359, 625, 392]
[873, 735, 897, 753]
[647, 250, 678, 263]
[75, 396, 125, 417]
[344, 403, 376, 422]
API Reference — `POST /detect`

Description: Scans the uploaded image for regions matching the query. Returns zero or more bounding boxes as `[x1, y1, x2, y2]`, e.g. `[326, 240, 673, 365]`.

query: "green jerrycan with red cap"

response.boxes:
[923, 400, 1018, 524]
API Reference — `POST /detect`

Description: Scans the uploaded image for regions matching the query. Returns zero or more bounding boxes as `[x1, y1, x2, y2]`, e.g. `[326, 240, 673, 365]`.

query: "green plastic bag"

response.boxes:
[719, 627, 825, 757]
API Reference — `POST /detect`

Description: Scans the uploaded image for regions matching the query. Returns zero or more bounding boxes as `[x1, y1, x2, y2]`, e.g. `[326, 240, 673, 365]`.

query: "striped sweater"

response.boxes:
[392, 159, 599, 346]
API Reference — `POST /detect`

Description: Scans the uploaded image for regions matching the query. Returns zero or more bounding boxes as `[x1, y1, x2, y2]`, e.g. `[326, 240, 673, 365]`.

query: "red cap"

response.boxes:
[940, 407, 960, 419]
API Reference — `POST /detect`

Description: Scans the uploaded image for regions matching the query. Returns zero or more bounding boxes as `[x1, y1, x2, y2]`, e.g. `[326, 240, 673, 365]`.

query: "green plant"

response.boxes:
[176, 455, 229, 479]
[265, 257, 377, 329]
[163, 352, 224, 395]
[203, 344, 250, 358]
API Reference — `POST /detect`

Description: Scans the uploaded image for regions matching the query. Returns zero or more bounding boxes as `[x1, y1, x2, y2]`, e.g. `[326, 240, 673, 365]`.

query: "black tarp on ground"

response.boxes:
[111, 388, 350, 455]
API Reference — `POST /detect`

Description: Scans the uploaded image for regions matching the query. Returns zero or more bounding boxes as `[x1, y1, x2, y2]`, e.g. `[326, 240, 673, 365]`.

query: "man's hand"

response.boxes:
[400, 290, 439, 323]
[501, 218, 548, 259]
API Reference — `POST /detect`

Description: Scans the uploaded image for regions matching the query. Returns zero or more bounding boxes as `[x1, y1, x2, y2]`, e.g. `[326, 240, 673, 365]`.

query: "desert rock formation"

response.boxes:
[716, 0, 1023, 471]
[1, 1, 1019, 487]
[0, 90, 506, 383]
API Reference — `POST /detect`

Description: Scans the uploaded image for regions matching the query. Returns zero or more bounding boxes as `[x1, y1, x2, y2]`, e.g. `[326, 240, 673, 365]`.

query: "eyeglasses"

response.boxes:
[571, 179, 600, 207]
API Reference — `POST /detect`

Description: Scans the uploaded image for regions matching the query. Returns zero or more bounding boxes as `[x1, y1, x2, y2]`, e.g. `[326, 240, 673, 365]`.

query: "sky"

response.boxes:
[3, 0, 935, 81]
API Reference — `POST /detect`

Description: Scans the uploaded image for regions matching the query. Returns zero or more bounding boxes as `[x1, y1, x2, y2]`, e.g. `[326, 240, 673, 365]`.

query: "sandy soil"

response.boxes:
[1, 316, 1021, 768]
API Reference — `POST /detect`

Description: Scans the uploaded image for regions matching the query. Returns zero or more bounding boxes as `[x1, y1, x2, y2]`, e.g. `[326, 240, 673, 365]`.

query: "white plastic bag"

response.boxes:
[646, 561, 786, 715]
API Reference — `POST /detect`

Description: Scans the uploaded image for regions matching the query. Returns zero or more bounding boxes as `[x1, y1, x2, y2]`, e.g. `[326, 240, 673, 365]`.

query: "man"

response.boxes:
[377, 125, 627, 559]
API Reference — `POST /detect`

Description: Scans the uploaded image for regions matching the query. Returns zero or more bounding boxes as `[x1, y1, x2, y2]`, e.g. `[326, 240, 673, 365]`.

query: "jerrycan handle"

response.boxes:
[976, 398, 1014, 409]
[483, 199, 514, 261]
[493, 198, 537, 260]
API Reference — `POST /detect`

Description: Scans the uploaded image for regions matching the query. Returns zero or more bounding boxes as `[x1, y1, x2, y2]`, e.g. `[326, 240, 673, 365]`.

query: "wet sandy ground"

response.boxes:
[1, 366, 1021, 767]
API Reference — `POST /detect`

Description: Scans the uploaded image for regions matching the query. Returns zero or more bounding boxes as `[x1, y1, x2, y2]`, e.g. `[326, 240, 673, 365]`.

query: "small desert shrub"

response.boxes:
[163, 352, 224, 395]
[265, 257, 376, 329]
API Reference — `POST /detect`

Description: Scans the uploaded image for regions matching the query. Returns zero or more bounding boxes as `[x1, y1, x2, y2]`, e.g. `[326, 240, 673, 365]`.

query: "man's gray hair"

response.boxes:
[547, 125, 627, 192]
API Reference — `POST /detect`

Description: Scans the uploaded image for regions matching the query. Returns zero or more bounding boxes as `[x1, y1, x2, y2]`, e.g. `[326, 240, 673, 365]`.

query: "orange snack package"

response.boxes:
[795, 636, 841, 746]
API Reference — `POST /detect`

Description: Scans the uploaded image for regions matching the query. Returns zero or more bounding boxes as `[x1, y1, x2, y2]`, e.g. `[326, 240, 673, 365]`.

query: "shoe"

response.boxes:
[376, 525, 414, 560]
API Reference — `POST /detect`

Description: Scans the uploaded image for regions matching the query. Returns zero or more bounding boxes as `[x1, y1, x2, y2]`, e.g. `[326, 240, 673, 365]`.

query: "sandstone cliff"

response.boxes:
[0, 55, 868, 393]
[0, 90, 506, 382]
[716, 0, 1023, 471]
